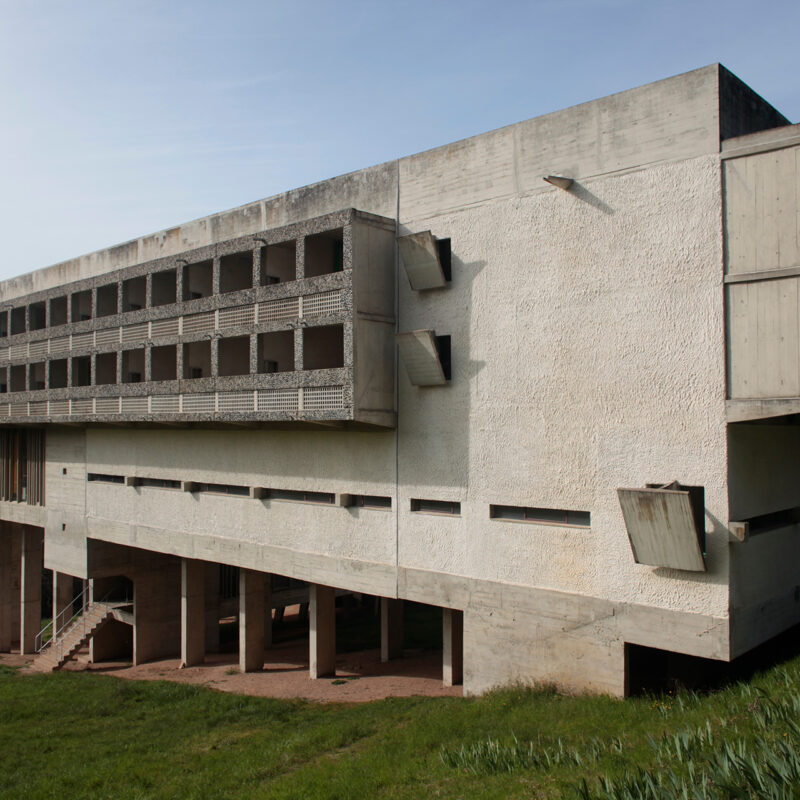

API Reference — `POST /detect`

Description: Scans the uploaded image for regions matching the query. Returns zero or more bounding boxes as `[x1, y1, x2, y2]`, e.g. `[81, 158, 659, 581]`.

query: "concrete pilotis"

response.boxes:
[263, 575, 273, 649]
[204, 562, 220, 654]
[133, 557, 181, 665]
[443, 608, 463, 687]
[20, 527, 43, 654]
[309, 583, 336, 679]
[238, 569, 265, 673]
[0, 532, 13, 651]
[380, 598, 403, 662]
[181, 559, 205, 667]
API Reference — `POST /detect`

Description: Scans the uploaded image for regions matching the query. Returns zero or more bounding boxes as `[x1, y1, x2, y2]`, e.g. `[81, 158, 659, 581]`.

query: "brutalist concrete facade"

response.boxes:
[1, 64, 799, 696]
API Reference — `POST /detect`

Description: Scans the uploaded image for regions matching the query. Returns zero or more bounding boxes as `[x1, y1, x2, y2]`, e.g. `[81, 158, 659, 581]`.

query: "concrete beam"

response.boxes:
[443, 608, 463, 687]
[20, 527, 43, 654]
[380, 597, 403, 662]
[238, 569, 265, 673]
[309, 583, 336, 679]
[181, 559, 205, 667]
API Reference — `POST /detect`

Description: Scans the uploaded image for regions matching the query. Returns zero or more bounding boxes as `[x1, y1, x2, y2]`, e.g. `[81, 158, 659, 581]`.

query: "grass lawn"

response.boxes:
[4, 648, 800, 799]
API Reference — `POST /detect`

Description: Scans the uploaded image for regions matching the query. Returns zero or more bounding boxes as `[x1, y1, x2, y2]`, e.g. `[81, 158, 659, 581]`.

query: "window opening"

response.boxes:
[305, 229, 344, 277]
[260, 241, 296, 284]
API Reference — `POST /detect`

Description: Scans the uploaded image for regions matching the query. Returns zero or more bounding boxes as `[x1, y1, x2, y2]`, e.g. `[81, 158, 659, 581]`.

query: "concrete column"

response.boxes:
[443, 608, 463, 687]
[20, 527, 43, 654]
[133, 556, 181, 665]
[238, 569, 265, 673]
[264, 574, 273, 650]
[52, 572, 74, 640]
[309, 583, 336, 679]
[204, 563, 220, 654]
[380, 598, 403, 662]
[180, 559, 205, 667]
[0, 531, 13, 651]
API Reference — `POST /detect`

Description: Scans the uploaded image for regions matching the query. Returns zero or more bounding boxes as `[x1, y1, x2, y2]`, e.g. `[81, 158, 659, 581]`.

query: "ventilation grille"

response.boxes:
[303, 291, 342, 317]
[150, 317, 179, 339]
[95, 328, 120, 348]
[219, 305, 254, 329]
[258, 297, 299, 322]
[50, 336, 70, 354]
[122, 323, 148, 343]
[0, 348, 7, 363]
[257, 388, 298, 412]
[218, 391, 255, 412]
[121, 396, 148, 413]
[303, 386, 344, 410]
[49, 400, 69, 415]
[10, 343, 27, 360]
[29, 340, 48, 358]
[29, 401, 47, 415]
[71, 332, 93, 350]
[181, 392, 215, 412]
[70, 398, 92, 414]
[150, 395, 180, 413]
[10, 402, 28, 416]
[95, 397, 121, 414]
[183, 312, 215, 335]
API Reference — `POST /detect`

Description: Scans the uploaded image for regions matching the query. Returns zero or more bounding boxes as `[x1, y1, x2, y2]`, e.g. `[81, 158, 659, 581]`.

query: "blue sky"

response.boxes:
[1, 0, 798, 279]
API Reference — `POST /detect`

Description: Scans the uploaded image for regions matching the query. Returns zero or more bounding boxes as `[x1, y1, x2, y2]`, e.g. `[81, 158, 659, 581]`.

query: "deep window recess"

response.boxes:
[0, 310, 7, 337]
[436, 238, 452, 281]
[71, 356, 91, 387]
[183, 260, 213, 300]
[11, 307, 26, 335]
[10, 365, 26, 392]
[303, 325, 344, 370]
[194, 482, 250, 497]
[0, 429, 45, 505]
[435, 335, 452, 381]
[152, 269, 177, 307]
[95, 352, 117, 385]
[71, 290, 92, 322]
[258, 330, 294, 373]
[96, 284, 118, 317]
[219, 251, 253, 294]
[122, 349, 144, 383]
[262, 488, 336, 505]
[743, 506, 800, 536]
[151, 345, 177, 381]
[183, 340, 211, 379]
[88, 473, 125, 484]
[305, 229, 344, 277]
[28, 362, 45, 391]
[139, 477, 181, 490]
[490, 504, 591, 527]
[354, 495, 392, 509]
[260, 241, 296, 284]
[49, 359, 68, 389]
[0, 367, 7, 393]
[218, 336, 251, 377]
[49, 296, 67, 327]
[29, 302, 46, 331]
[411, 498, 461, 515]
[123, 276, 147, 311]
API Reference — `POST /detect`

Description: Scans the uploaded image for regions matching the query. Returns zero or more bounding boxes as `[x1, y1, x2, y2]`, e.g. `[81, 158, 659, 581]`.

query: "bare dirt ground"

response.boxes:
[5, 606, 462, 704]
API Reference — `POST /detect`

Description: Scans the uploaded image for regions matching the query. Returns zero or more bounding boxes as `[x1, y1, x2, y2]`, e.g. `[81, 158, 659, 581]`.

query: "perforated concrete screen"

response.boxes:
[397, 231, 447, 290]
[617, 486, 706, 572]
[396, 330, 447, 386]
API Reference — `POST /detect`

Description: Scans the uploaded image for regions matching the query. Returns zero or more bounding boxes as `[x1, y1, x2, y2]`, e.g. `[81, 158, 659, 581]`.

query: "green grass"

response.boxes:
[6, 655, 800, 799]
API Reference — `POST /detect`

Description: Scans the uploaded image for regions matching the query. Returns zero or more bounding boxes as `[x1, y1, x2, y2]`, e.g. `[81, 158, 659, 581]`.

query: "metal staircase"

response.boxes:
[31, 587, 122, 672]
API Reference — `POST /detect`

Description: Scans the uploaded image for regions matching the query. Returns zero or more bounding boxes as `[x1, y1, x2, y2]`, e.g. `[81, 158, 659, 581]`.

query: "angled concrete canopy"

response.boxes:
[617, 485, 706, 572]
[397, 231, 447, 290]
[396, 330, 447, 386]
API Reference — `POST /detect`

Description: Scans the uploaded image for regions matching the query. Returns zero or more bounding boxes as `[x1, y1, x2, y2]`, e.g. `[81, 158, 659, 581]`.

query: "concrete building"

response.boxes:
[1, 63, 799, 695]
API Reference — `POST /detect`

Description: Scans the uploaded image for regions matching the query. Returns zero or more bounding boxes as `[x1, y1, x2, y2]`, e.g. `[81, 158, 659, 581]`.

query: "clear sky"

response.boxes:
[1, 0, 798, 280]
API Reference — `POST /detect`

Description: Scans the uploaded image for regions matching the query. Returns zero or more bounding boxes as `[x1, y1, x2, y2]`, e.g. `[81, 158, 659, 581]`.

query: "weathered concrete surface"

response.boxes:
[181, 558, 205, 667]
[309, 583, 336, 679]
[239, 569, 265, 673]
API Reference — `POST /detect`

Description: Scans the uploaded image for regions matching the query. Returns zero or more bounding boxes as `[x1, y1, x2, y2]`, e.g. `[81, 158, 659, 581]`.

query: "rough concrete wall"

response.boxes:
[44, 429, 88, 578]
[728, 424, 800, 655]
[397, 155, 729, 618]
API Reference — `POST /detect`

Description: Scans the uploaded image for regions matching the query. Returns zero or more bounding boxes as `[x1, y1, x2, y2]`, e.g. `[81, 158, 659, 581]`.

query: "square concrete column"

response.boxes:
[264, 575, 273, 650]
[181, 559, 205, 668]
[52, 572, 74, 640]
[133, 557, 181, 665]
[238, 569, 265, 673]
[443, 608, 463, 687]
[20, 527, 43, 654]
[381, 598, 403, 662]
[204, 563, 220, 654]
[0, 532, 13, 652]
[309, 583, 336, 679]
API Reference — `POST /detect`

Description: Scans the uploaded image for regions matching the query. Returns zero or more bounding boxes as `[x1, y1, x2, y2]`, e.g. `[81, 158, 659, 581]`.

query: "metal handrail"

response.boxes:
[34, 586, 128, 664]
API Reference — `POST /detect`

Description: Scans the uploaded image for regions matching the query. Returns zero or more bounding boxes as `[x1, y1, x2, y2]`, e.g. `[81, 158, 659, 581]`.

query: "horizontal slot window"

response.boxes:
[354, 495, 392, 509]
[88, 473, 125, 484]
[410, 498, 460, 516]
[139, 477, 181, 490]
[194, 483, 250, 497]
[744, 506, 800, 536]
[490, 504, 591, 528]
[262, 488, 335, 505]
